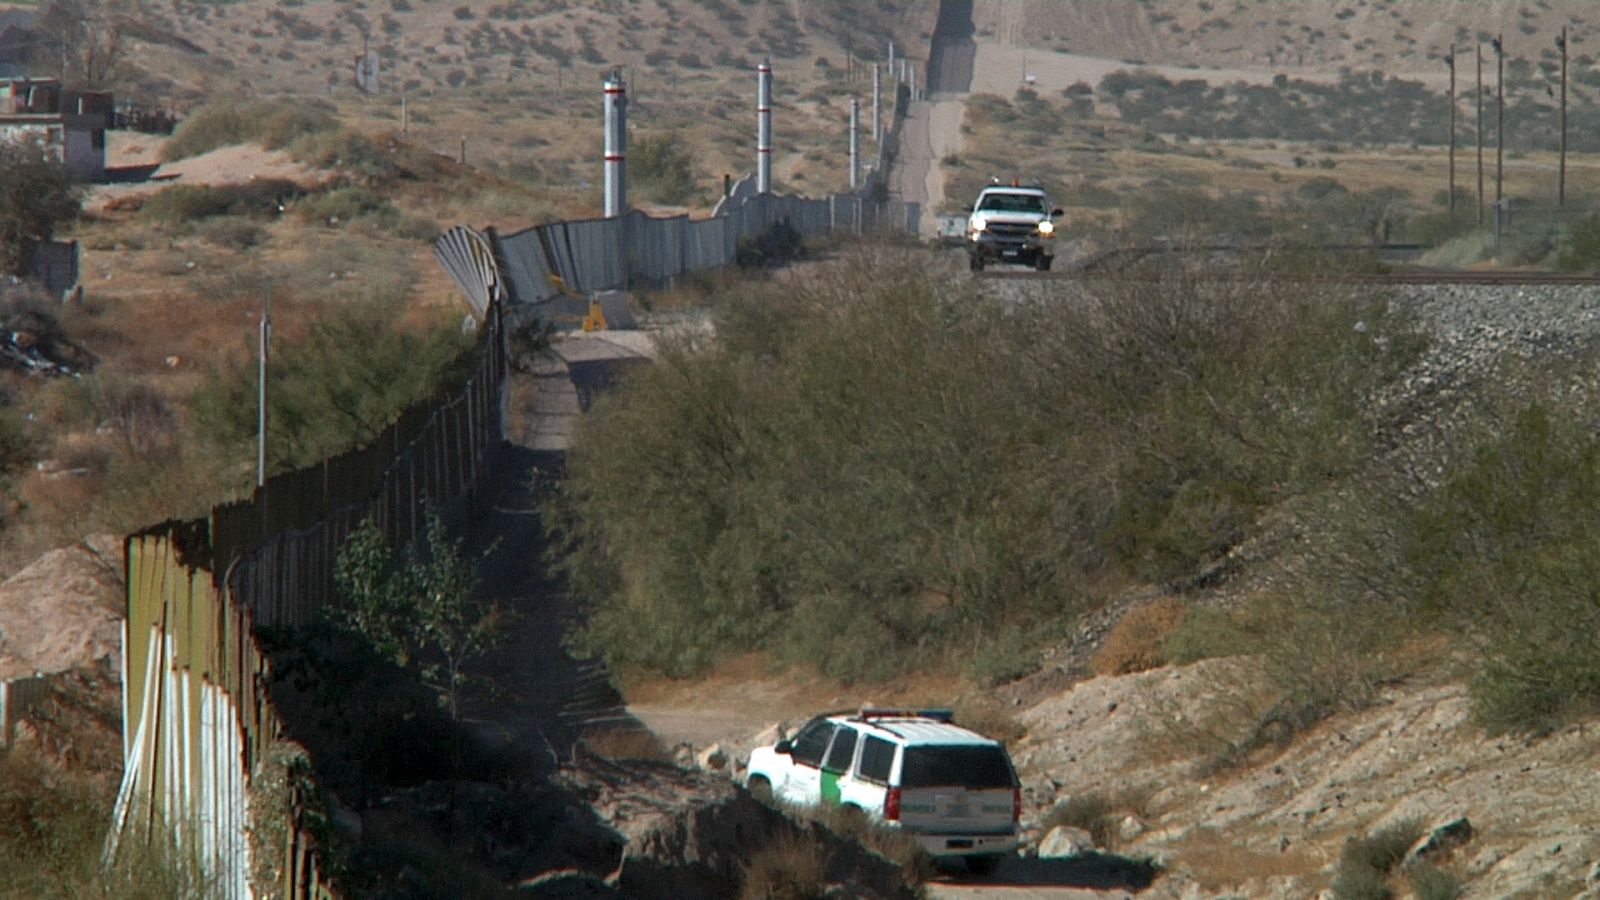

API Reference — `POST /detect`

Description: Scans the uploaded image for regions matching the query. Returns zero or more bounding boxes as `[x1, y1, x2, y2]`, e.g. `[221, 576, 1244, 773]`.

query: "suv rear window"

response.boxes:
[857, 736, 895, 783]
[900, 745, 1016, 789]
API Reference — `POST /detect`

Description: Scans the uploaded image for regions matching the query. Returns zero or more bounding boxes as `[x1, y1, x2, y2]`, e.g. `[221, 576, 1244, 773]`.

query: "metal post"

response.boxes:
[849, 97, 859, 190]
[757, 59, 773, 195]
[909, 64, 916, 101]
[1476, 44, 1484, 226]
[1446, 49, 1456, 213]
[401, 91, 407, 136]
[1559, 27, 1568, 207]
[257, 287, 270, 488]
[604, 67, 628, 217]
[872, 64, 881, 143]
[1494, 35, 1504, 212]
[887, 40, 895, 83]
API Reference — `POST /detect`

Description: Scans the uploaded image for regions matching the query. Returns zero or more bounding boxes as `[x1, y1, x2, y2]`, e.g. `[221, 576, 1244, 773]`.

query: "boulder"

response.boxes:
[696, 742, 729, 772]
[558, 756, 916, 899]
[516, 870, 627, 898]
[1403, 816, 1473, 868]
[0, 536, 124, 680]
[1036, 825, 1097, 859]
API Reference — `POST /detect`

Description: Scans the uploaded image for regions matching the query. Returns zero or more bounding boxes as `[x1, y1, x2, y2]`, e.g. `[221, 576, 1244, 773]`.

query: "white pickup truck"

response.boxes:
[965, 183, 1063, 272]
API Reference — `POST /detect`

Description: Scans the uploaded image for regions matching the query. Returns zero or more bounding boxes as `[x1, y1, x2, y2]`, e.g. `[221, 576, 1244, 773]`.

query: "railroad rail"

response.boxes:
[965, 243, 1600, 286]
[976, 268, 1600, 286]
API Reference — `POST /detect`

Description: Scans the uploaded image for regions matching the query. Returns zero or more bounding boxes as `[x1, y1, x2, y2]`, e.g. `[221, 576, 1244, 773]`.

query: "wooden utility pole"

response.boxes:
[1446, 48, 1456, 213]
[1559, 26, 1568, 207]
[1476, 43, 1485, 226]
[1494, 34, 1504, 211]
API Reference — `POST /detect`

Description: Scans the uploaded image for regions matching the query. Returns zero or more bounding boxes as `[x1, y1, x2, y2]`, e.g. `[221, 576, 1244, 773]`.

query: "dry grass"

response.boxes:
[577, 725, 671, 763]
[738, 833, 828, 900]
[1093, 597, 1189, 677]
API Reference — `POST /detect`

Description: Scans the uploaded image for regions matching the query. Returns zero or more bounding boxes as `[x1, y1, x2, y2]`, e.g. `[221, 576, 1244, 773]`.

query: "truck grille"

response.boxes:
[987, 223, 1036, 240]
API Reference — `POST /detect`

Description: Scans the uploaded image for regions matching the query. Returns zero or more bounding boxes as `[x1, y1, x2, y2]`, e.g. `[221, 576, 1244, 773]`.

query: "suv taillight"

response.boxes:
[885, 787, 901, 822]
[1012, 786, 1021, 822]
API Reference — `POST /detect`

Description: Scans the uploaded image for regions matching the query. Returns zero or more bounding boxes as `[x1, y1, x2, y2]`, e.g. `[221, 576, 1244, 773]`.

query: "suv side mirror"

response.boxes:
[774, 740, 793, 754]
[1051, 208, 1064, 218]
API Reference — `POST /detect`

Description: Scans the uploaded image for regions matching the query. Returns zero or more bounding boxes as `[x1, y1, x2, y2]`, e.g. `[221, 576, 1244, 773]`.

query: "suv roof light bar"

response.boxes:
[857, 707, 955, 722]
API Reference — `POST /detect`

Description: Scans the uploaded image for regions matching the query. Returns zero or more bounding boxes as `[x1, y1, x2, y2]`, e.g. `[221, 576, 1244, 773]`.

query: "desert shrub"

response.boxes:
[1092, 598, 1187, 676]
[288, 129, 400, 181]
[162, 99, 338, 162]
[1407, 864, 1463, 900]
[295, 186, 394, 227]
[630, 132, 699, 205]
[1557, 212, 1600, 271]
[1401, 404, 1600, 733]
[189, 297, 475, 478]
[139, 179, 296, 227]
[0, 139, 79, 276]
[577, 726, 670, 761]
[195, 216, 265, 249]
[1331, 818, 1422, 900]
[556, 262, 1424, 680]
[738, 834, 826, 900]
[1041, 792, 1117, 850]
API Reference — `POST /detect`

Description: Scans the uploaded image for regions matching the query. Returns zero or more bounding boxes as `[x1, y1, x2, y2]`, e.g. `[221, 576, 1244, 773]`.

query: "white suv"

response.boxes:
[744, 709, 1021, 875]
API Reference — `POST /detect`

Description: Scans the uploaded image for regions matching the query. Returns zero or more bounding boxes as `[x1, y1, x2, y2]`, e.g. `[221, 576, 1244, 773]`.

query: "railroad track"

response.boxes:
[964, 243, 1600, 286]
[976, 267, 1600, 286]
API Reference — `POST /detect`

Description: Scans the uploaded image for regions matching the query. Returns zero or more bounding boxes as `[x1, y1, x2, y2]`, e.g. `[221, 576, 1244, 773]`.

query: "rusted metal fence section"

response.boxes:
[0, 670, 67, 747]
[112, 301, 507, 899]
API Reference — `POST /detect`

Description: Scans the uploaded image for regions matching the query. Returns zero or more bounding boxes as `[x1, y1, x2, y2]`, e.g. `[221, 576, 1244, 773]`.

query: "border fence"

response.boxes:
[110, 302, 506, 899]
[435, 185, 919, 324]
[112, 67, 920, 900]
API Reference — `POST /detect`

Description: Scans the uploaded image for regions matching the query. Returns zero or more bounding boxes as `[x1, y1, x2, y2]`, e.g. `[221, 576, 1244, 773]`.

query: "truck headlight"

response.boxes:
[969, 216, 987, 233]
[1036, 220, 1055, 236]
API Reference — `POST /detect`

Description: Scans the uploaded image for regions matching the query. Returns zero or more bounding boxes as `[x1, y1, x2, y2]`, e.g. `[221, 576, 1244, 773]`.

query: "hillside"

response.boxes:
[4, 2, 1600, 898]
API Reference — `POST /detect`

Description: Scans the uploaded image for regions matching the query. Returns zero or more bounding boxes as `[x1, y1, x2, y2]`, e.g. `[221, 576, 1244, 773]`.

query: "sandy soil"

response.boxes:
[84, 131, 326, 216]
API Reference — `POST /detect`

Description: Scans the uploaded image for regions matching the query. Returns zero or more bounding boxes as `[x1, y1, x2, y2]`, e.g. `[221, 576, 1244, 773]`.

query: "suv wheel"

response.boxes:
[965, 855, 1004, 876]
[1035, 255, 1053, 272]
[969, 253, 985, 272]
[748, 775, 773, 804]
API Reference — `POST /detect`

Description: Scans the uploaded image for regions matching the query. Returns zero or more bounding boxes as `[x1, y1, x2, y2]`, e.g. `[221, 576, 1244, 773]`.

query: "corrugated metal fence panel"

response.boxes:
[0, 671, 58, 747]
[494, 226, 562, 306]
[559, 217, 626, 294]
[115, 298, 509, 899]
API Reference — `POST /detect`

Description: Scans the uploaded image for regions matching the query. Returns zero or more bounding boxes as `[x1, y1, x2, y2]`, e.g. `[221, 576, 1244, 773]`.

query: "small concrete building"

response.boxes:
[0, 77, 113, 182]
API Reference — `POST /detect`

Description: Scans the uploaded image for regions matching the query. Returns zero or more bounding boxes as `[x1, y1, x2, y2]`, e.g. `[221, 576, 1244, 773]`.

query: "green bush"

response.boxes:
[188, 298, 475, 479]
[295, 186, 394, 227]
[630, 132, 699, 205]
[555, 262, 1425, 681]
[1402, 405, 1600, 733]
[1557, 212, 1600, 271]
[1331, 818, 1422, 900]
[162, 99, 339, 162]
[288, 130, 400, 181]
[1408, 864, 1463, 900]
[1040, 793, 1117, 849]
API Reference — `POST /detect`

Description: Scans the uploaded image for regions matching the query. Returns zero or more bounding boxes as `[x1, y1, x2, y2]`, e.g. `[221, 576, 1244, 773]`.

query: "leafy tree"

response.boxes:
[36, 0, 144, 88]
[630, 133, 699, 205]
[0, 141, 79, 277]
[189, 298, 474, 477]
[333, 512, 504, 719]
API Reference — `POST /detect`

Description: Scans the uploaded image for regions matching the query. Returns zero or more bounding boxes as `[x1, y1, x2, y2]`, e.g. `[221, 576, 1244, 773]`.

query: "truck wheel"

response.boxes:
[748, 775, 773, 804]
[969, 254, 985, 272]
[1035, 255, 1053, 272]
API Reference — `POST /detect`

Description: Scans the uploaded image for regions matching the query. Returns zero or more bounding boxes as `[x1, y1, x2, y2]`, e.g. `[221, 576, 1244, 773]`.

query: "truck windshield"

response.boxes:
[900, 746, 1016, 789]
[978, 194, 1046, 214]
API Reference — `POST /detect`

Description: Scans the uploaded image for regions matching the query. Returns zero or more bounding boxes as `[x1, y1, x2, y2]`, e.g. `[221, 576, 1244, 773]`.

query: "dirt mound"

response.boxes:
[0, 536, 123, 681]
